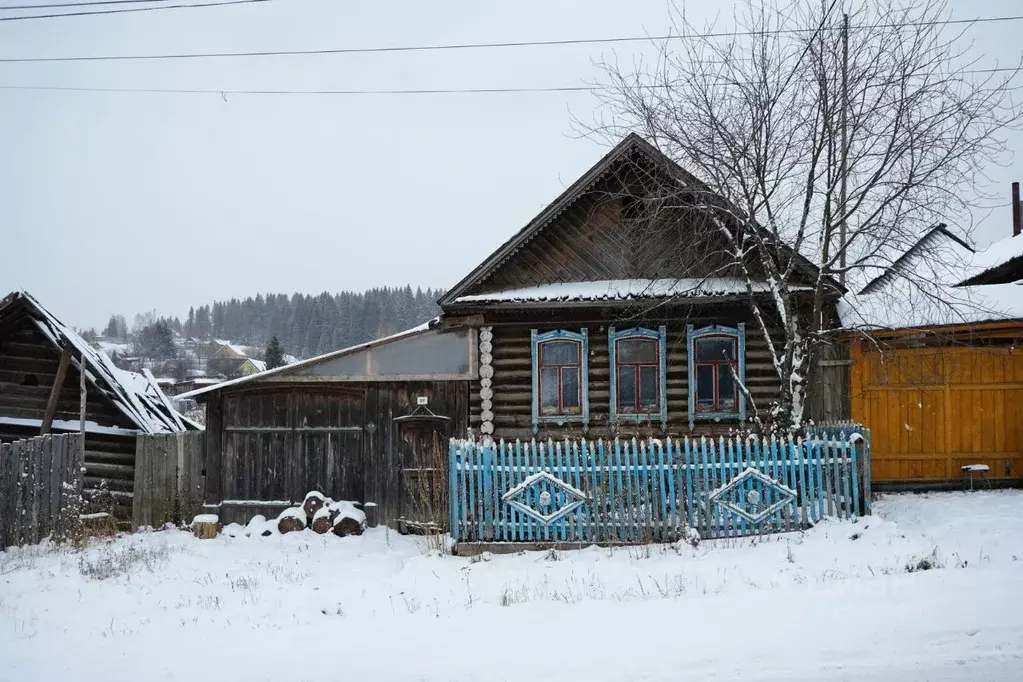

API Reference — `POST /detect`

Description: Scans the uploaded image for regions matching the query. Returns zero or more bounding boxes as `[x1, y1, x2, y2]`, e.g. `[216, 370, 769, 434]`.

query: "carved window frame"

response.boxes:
[608, 326, 668, 431]
[531, 329, 589, 433]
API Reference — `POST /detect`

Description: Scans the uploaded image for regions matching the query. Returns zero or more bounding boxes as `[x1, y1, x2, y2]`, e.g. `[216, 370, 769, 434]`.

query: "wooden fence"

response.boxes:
[450, 434, 866, 544]
[132, 431, 206, 530]
[1, 433, 84, 549]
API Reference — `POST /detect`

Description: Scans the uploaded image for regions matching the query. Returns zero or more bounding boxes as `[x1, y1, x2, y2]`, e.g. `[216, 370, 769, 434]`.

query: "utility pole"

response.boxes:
[838, 11, 849, 286]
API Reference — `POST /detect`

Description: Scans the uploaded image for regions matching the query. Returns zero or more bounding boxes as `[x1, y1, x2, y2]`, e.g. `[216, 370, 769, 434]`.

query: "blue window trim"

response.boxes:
[608, 326, 668, 432]
[687, 323, 746, 426]
[531, 328, 589, 434]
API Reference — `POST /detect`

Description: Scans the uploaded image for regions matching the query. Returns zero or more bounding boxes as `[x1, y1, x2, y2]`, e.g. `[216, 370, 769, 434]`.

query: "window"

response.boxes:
[609, 326, 667, 430]
[687, 324, 746, 424]
[531, 329, 589, 433]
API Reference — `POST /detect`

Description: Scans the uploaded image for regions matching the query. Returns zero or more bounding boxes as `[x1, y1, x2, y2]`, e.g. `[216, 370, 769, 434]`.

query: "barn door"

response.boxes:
[399, 424, 448, 532]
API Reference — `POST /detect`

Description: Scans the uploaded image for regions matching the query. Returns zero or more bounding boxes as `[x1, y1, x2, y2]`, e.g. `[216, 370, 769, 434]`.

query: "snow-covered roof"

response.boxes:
[453, 278, 805, 304]
[179, 319, 438, 399]
[247, 359, 267, 372]
[958, 233, 1023, 285]
[840, 283, 1023, 330]
[842, 225, 1023, 330]
[0, 291, 197, 434]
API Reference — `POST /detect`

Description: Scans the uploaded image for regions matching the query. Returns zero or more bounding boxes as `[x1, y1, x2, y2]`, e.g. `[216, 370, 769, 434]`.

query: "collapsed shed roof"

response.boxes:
[0, 290, 198, 434]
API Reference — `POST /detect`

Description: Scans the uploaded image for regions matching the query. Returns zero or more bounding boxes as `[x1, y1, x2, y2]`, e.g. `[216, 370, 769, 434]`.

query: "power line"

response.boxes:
[0, 1, 174, 9]
[1, 13, 1022, 59]
[0, 0, 273, 21]
[1, 66, 1018, 97]
[0, 83, 600, 95]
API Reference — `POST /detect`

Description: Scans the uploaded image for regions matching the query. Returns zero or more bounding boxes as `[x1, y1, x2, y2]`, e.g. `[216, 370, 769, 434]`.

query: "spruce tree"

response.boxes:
[265, 336, 286, 370]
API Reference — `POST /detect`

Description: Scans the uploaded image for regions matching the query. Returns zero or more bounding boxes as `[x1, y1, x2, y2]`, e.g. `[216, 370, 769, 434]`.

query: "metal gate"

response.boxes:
[449, 434, 867, 543]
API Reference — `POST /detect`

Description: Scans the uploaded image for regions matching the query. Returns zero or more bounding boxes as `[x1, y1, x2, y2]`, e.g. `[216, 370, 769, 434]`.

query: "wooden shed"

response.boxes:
[183, 323, 474, 527]
[0, 291, 198, 521]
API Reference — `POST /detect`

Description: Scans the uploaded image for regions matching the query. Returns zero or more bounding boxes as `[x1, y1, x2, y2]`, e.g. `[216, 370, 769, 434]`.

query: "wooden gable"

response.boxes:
[440, 134, 823, 307]
[481, 176, 739, 293]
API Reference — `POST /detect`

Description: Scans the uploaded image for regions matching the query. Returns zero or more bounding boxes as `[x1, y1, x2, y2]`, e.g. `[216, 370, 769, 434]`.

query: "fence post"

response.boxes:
[448, 440, 458, 541]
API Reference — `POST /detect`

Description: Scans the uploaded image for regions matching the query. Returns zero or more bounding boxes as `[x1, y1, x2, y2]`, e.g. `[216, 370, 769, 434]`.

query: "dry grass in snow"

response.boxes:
[1, 491, 1021, 681]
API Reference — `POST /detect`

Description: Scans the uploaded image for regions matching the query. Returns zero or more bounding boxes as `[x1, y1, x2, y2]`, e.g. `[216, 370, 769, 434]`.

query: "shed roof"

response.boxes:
[0, 291, 198, 433]
[179, 319, 442, 399]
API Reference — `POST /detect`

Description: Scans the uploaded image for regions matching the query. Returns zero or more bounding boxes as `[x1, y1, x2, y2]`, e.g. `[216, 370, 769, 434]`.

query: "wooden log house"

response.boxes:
[0, 291, 198, 521]
[439, 134, 845, 443]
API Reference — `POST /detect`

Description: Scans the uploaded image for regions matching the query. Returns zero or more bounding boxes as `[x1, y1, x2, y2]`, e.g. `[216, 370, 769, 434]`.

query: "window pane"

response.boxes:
[617, 365, 637, 412]
[718, 366, 738, 412]
[541, 340, 579, 365]
[562, 368, 580, 411]
[618, 338, 657, 364]
[696, 336, 734, 362]
[696, 364, 716, 411]
[639, 365, 658, 409]
[540, 367, 559, 412]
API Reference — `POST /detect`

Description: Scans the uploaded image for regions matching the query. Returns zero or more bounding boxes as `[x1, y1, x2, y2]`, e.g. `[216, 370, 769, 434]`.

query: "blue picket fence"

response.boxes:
[449, 435, 866, 543]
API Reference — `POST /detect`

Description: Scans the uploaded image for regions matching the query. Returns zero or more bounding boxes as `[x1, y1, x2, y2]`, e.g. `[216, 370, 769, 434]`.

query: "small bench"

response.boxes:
[961, 464, 991, 491]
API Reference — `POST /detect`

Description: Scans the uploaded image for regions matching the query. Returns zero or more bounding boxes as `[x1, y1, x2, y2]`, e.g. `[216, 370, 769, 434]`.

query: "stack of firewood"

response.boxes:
[275, 491, 367, 537]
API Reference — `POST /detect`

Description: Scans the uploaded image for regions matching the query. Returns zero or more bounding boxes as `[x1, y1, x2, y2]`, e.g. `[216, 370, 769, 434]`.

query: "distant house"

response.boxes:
[207, 343, 266, 378]
[0, 291, 199, 521]
[841, 188, 1023, 487]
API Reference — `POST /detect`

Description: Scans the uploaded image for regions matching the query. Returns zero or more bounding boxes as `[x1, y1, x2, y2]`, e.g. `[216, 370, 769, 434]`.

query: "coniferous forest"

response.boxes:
[106, 287, 444, 360]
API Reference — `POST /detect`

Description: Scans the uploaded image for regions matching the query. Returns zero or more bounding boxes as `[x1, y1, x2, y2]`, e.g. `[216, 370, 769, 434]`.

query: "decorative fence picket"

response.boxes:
[0, 433, 84, 549]
[449, 434, 867, 543]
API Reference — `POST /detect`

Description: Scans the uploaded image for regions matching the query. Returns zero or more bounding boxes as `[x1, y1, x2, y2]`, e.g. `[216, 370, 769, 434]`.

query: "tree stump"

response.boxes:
[191, 514, 221, 540]
[332, 515, 364, 537]
[302, 491, 327, 521]
[277, 508, 307, 534]
[364, 502, 378, 528]
[311, 507, 337, 534]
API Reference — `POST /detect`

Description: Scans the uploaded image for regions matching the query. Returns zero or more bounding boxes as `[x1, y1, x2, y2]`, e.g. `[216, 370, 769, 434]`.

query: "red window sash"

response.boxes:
[694, 335, 739, 414]
[539, 341, 582, 415]
[617, 361, 660, 413]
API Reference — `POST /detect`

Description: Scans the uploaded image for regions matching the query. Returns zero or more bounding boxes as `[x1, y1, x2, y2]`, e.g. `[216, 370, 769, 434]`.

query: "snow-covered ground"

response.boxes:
[1, 491, 1021, 681]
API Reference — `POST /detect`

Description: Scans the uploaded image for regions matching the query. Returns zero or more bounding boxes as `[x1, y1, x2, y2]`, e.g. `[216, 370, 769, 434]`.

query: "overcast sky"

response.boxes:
[2, 0, 1021, 329]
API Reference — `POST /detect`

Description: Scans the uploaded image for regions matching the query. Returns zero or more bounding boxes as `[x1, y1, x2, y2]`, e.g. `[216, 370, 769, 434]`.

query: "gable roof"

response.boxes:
[839, 226, 1023, 330]
[438, 133, 836, 307]
[859, 223, 975, 295]
[0, 290, 197, 434]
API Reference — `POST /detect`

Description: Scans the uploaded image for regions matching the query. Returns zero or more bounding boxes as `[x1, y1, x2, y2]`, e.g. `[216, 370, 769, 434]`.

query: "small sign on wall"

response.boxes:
[416, 396, 429, 406]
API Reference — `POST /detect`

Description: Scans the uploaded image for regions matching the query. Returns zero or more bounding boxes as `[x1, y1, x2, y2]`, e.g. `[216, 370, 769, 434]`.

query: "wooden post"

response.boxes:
[40, 347, 72, 435]
[364, 501, 378, 528]
[79, 354, 87, 433]
[79, 354, 87, 487]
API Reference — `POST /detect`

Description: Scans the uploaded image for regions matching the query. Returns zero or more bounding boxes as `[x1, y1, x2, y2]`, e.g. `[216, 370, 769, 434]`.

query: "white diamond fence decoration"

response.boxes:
[709, 467, 797, 525]
[502, 471, 588, 525]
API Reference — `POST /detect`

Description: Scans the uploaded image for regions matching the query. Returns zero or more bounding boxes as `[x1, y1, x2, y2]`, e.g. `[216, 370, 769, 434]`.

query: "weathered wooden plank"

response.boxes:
[0, 441, 11, 547]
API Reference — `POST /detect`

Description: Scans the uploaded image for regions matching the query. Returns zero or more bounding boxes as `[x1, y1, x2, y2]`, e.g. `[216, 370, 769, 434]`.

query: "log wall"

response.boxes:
[470, 304, 837, 441]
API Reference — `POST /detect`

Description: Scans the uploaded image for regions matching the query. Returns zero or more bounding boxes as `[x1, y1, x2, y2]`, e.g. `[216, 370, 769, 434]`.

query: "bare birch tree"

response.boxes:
[583, 0, 1021, 429]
